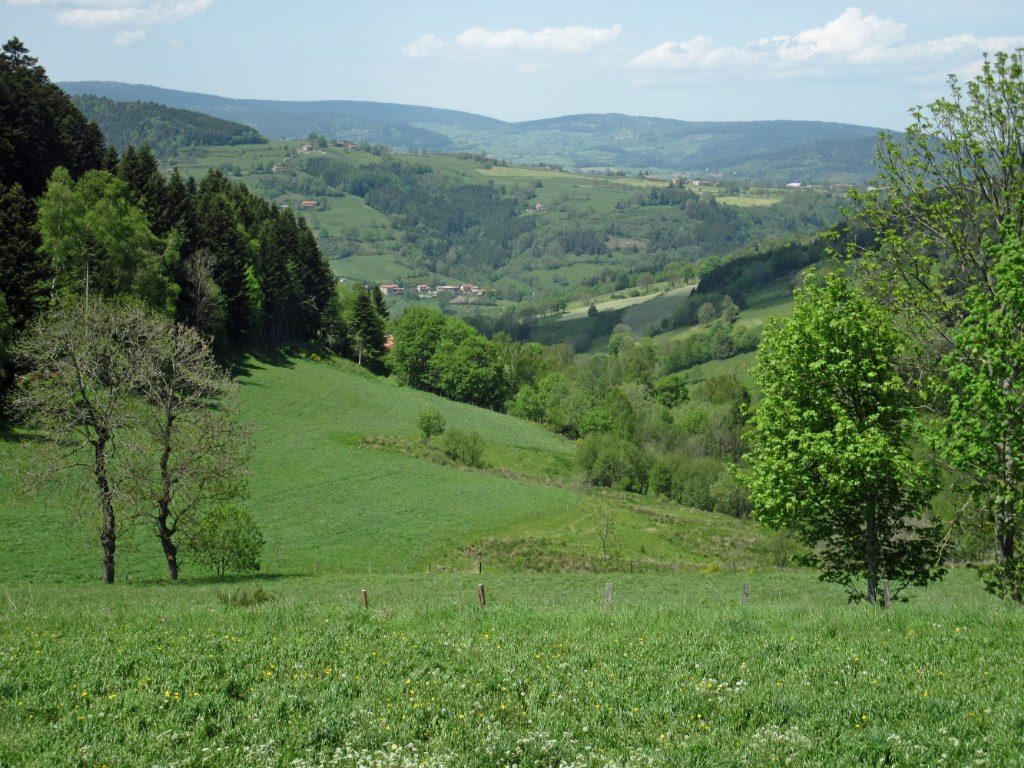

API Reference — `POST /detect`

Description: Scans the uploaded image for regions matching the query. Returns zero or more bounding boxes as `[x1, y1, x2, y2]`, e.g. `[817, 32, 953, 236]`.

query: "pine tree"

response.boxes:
[350, 288, 386, 368]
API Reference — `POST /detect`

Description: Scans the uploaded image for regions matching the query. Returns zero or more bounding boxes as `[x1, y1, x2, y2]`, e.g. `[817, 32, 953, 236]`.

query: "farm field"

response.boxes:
[558, 285, 693, 322]
[0, 570, 1020, 767]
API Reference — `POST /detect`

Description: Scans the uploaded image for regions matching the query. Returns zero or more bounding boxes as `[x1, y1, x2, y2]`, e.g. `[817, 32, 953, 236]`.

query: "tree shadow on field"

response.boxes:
[150, 572, 293, 587]
[0, 420, 45, 444]
[230, 349, 295, 381]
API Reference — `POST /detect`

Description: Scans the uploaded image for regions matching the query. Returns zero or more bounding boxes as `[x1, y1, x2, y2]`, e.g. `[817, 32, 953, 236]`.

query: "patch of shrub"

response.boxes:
[577, 433, 650, 493]
[441, 429, 486, 468]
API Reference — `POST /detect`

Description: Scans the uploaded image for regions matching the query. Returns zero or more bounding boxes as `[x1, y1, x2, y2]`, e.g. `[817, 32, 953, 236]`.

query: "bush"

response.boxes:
[578, 433, 650, 493]
[417, 407, 446, 443]
[710, 470, 751, 517]
[661, 455, 722, 510]
[441, 429, 486, 468]
[188, 506, 265, 577]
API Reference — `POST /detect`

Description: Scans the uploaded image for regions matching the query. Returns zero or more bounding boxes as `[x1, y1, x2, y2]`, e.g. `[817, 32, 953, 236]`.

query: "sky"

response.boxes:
[4, 1, 1024, 129]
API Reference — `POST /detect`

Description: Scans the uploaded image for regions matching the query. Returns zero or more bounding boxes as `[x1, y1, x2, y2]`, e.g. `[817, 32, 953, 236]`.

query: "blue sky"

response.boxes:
[5, 1, 1023, 128]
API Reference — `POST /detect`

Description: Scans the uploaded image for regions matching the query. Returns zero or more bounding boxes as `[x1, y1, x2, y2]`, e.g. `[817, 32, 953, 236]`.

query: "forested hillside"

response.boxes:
[60, 81, 889, 182]
[169, 140, 845, 307]
[72, 94, 266, 155]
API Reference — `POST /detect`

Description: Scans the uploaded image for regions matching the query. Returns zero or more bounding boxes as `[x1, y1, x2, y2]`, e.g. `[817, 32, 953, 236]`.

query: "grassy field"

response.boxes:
[0, 354, 780, 585]
[2, 354, 1018, 766]
[1, 570, 1019, 766]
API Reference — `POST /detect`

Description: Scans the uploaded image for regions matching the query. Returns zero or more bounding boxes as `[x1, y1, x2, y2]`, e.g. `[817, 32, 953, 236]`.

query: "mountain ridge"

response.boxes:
[59, 81, 892, 182]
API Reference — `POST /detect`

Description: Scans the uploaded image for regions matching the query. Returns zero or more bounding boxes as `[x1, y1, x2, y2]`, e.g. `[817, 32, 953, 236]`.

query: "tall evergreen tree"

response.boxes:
[0, 37, 105, 197]
[349, 288, 387, 369]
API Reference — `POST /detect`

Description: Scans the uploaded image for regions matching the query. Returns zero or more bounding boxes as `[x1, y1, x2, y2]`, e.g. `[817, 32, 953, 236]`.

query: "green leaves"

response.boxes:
[745, 270, 943, 603]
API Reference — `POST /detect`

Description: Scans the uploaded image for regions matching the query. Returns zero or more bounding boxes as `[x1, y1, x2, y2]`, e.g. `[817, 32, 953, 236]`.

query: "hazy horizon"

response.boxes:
[6, 1, 1024, 130]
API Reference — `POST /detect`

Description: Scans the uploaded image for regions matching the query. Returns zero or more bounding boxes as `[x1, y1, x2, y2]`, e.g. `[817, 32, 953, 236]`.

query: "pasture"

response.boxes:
[0, 570, 1019, 766]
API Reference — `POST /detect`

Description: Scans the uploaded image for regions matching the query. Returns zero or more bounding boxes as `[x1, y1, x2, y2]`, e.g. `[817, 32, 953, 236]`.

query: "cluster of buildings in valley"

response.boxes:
[378, 283, 486, 299]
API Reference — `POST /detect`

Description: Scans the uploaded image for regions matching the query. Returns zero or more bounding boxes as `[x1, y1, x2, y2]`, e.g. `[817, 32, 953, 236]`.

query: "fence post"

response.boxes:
[360, 589, 368, 609]
[477, 559, 482, 574]
[742, 581, 750, 605]
[883, 580, 891, 609]
[604, 582, 613, 610]
[477, 583, 486, 607]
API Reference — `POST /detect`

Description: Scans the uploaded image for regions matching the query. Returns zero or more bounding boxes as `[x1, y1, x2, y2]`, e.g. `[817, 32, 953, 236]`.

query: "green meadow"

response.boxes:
[1, 571, 1020, 767]
[2, 354, 1020, 767]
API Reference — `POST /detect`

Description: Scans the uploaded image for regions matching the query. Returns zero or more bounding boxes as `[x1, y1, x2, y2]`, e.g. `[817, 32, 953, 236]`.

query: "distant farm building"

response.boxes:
[300, 200, 318, 210]
[379, 284, 403, 296]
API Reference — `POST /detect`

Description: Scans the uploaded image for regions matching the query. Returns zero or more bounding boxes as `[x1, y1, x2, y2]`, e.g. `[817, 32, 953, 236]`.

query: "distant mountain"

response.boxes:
[72, 95, 266, 155]
[60, 81, 892, 183]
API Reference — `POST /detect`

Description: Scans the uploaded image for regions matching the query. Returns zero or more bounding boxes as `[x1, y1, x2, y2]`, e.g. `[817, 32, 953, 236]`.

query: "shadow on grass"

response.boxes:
[0, 420, 45, 444]
[147, 571, 295, 587]
[231, 349, 295, 381]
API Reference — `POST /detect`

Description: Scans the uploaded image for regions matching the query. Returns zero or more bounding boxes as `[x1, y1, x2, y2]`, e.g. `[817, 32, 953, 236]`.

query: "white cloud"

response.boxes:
[403, 23, 622, 61]
[629, 7, 1024, 76]
[54, 0, 212, 28]
[403, 33, 444, 59]
[7, 0, 213, 42]
[113, 27, 146, 45]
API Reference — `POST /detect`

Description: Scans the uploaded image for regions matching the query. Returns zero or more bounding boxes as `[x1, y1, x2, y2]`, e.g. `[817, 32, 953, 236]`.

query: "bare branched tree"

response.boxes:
[126, 323, 249, 579]
[11, 297, 161, 583]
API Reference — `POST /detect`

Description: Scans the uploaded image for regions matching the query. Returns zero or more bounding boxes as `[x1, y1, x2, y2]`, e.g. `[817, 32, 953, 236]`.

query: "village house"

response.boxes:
[300, 200, 318, 211]
[379, 284, 403, 296]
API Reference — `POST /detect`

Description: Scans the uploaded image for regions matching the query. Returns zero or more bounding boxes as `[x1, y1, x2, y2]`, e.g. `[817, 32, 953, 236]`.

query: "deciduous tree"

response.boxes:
[744, 271, 944, 604]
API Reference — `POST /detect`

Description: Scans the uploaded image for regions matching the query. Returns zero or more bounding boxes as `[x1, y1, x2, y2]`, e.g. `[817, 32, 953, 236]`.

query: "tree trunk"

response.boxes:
[865, 508, 880, 605]
[159, 524, 179, 580]
[94, 433, 116, 585]
[157, 415, 178, 580]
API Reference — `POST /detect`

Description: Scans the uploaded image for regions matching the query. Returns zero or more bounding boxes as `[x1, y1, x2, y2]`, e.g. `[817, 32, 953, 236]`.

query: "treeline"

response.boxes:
[389, 305, 754, 516]
[659, 236, 838, 333]
[72, 95, 267, 156]
[623, 181, 843, 259]
[0, 39, 337, 403]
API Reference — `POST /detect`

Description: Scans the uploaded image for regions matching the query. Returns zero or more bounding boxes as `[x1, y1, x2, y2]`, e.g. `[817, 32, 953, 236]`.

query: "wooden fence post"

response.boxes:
[360, 589, 368, 609]
[883, 580, 891, 609]
[477, 583, 486, 607]
[604, 582, 613, 610]
[477, 559, 482, 574]
[742, 581, 750, 605]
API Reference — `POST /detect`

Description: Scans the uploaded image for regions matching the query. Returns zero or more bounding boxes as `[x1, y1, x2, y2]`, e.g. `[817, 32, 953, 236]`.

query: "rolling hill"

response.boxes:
[60, 81, 891, 183]
[71, 94, 267, 155]
[0, 353, 779, 584]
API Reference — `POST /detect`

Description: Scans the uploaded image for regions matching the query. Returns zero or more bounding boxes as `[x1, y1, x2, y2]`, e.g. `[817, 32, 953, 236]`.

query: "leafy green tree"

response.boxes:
[653, 373, 689, 408]
[852, 48, 1024, 598]
[507, 383, 545, 421]
[697, 301, 717, 327]
[186, 505, 265, 577]
[940, 228, 1024, 600]
[577, 433, 650, 493]
[389, 306, 450, 388]
[745, 271, 944, 604]
[37, 168, 178, 313]
[417, 407, 446, 444]
[427, 330, 508, 409]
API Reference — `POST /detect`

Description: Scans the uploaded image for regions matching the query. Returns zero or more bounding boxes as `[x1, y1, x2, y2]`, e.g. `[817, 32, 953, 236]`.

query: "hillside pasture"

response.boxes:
[0, 569, 1020, 766]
